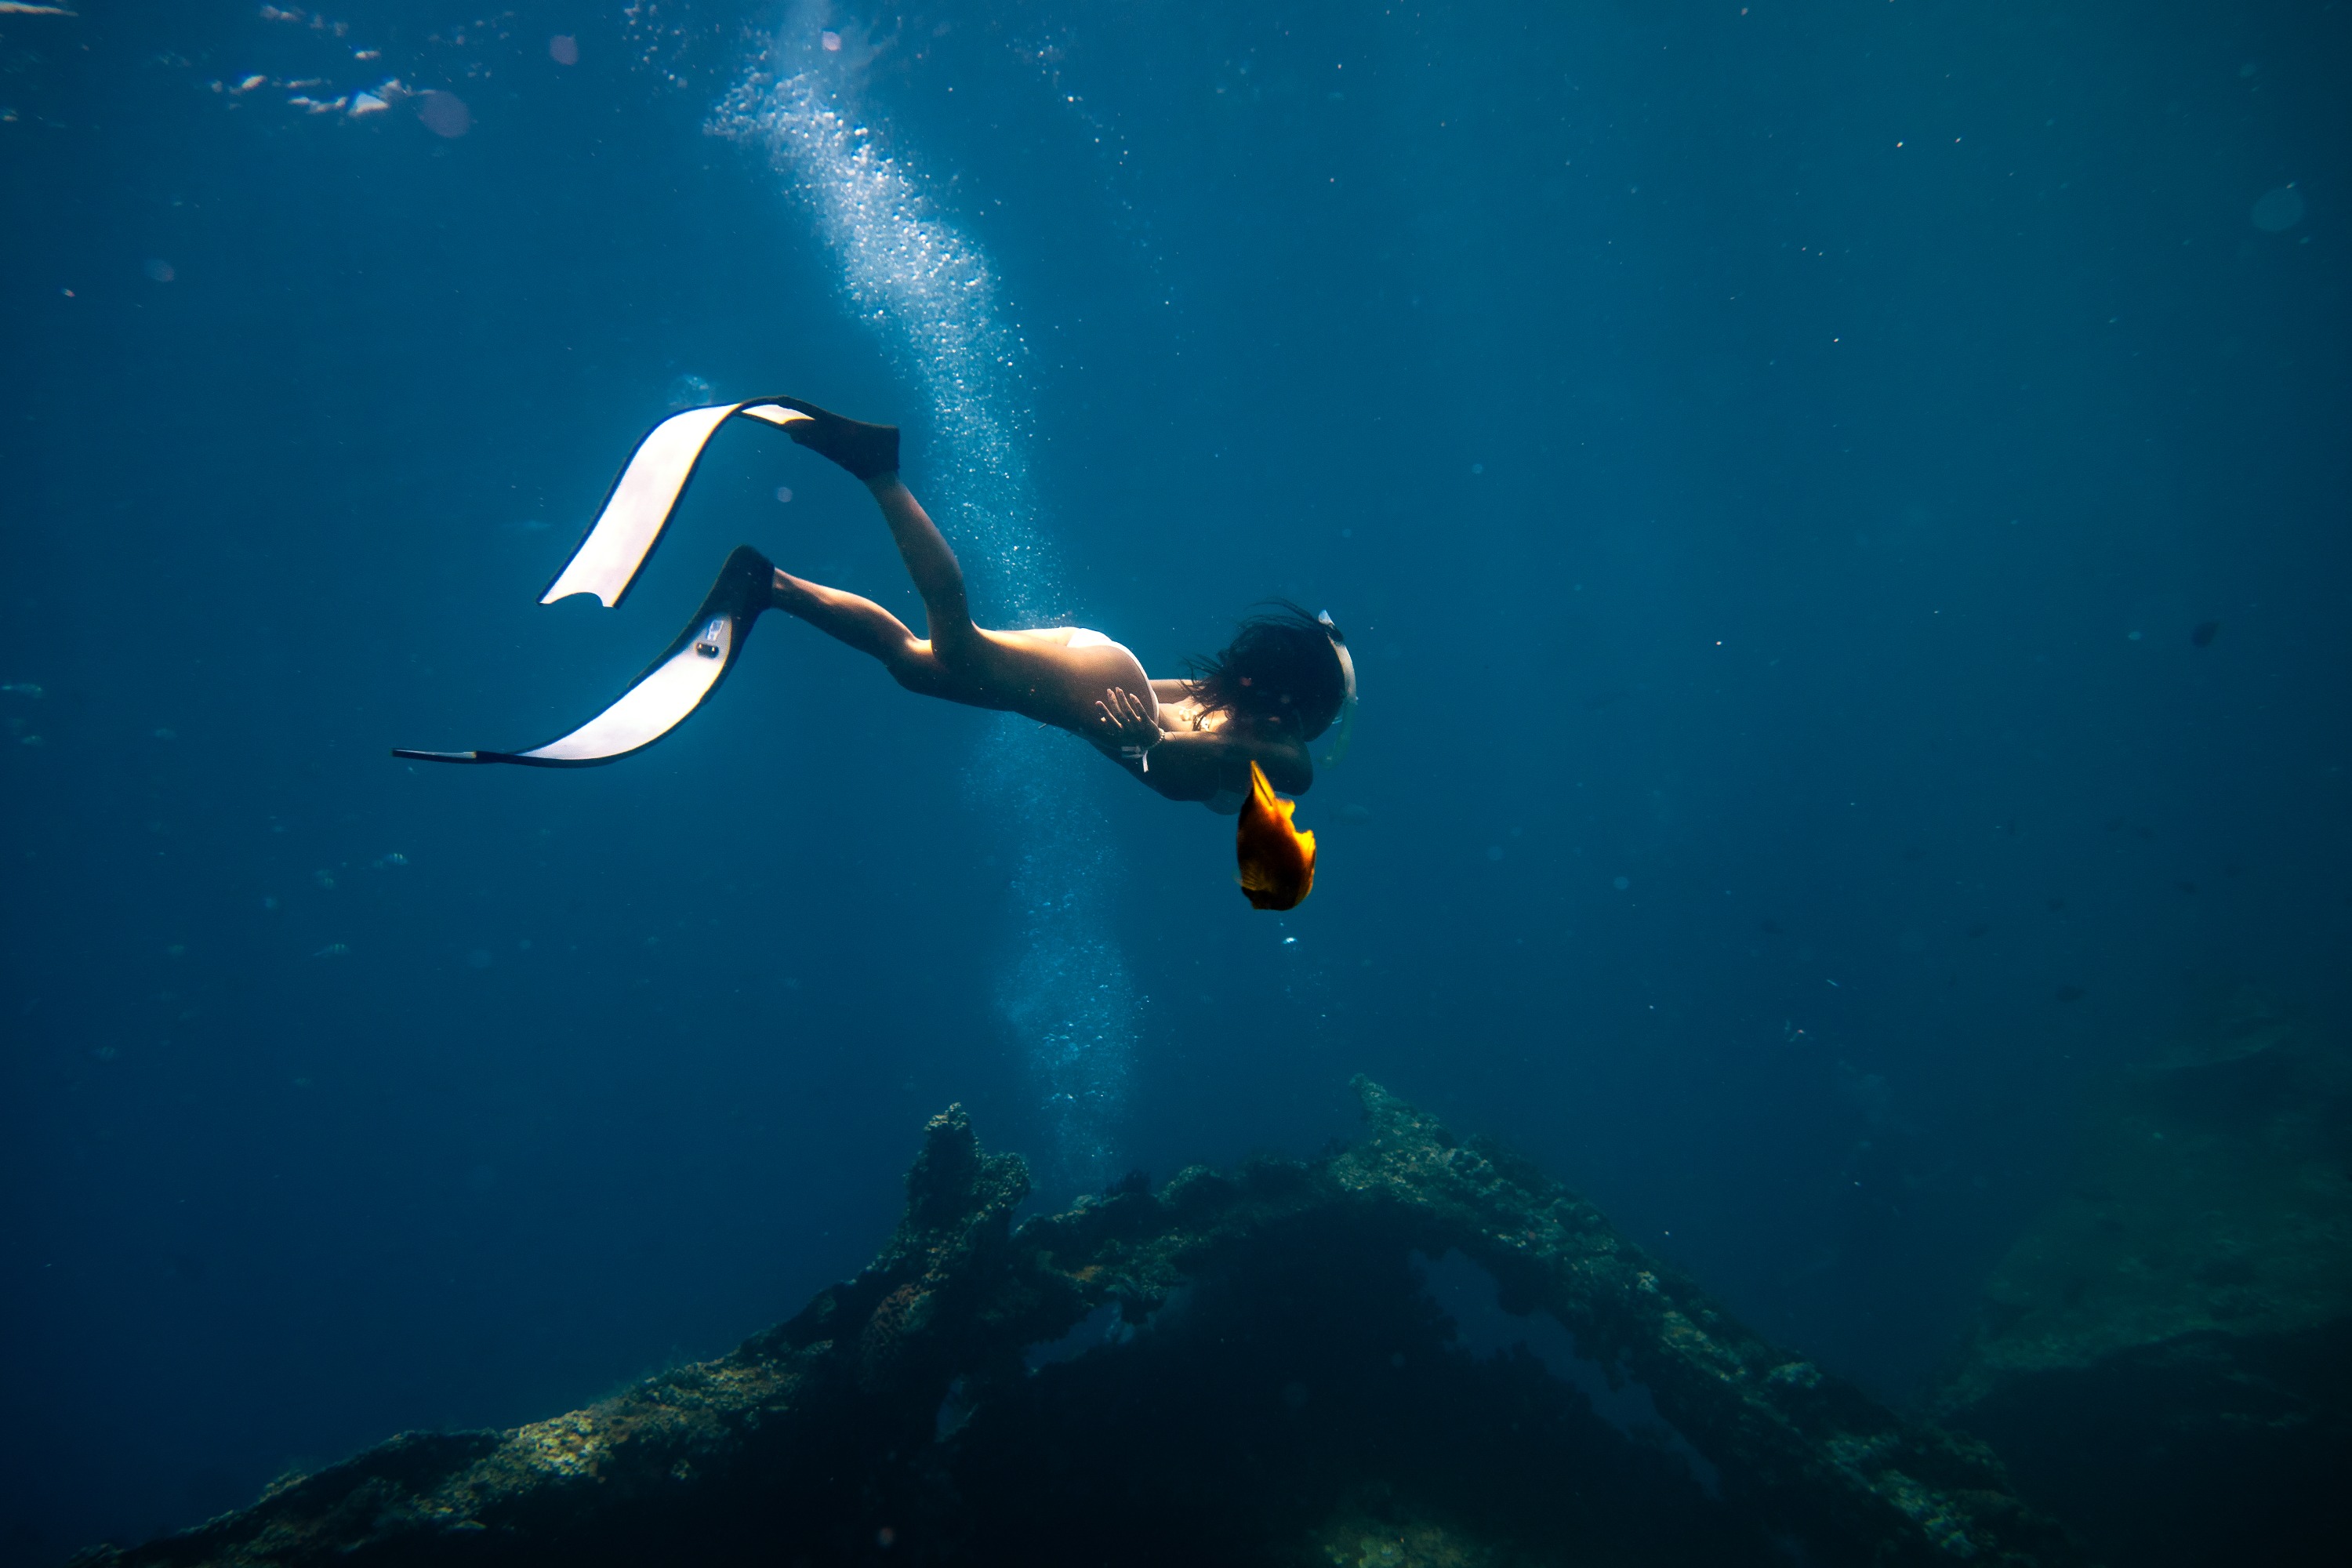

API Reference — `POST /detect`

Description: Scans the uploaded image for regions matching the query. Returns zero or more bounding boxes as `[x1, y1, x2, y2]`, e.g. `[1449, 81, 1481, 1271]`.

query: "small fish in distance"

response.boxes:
[1236, 760, 1316, 910]
[2191, 619, 2220, 648]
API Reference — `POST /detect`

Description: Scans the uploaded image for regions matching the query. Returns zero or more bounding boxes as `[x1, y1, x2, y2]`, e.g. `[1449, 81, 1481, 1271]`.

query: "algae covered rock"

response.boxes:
[1935, 992, 2352, 1566]
[74, 1083, 2073, 1568]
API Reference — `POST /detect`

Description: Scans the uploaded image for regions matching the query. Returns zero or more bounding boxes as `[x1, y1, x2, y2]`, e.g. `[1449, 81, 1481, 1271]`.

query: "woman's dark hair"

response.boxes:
[1183, 602, 1348, 739]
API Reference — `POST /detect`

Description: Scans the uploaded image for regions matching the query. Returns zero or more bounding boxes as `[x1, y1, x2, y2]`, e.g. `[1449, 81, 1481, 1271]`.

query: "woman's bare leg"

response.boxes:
[760, 472, 1002, 706]
[769, 567, 948, 695]
[864, 474, 982, 659]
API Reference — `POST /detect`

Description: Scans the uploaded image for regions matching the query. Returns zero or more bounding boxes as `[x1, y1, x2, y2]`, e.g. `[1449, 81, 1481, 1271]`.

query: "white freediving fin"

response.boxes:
[396, 546, 775, 768]
[539, 400, 813, 608]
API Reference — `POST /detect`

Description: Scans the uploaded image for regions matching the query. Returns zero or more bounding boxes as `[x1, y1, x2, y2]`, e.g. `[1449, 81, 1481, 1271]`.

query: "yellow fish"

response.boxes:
[1236, 760, 1316, 910]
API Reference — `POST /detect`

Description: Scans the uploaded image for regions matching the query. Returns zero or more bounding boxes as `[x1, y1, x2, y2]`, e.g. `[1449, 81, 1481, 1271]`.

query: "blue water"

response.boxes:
[2, 1, 2345, 1558]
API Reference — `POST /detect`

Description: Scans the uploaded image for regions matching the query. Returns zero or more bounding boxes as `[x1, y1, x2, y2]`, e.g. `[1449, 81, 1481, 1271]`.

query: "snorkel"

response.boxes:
[1316, 609, 1358, 768]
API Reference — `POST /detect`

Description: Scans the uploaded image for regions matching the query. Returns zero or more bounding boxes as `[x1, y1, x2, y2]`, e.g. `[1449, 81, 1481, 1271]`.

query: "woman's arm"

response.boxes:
[1098, 682, 1311, 800]
[1134, 728, 1312, 800]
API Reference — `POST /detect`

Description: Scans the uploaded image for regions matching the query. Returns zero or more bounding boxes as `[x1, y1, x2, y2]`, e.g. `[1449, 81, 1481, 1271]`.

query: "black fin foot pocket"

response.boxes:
[773, 397, 899, 480]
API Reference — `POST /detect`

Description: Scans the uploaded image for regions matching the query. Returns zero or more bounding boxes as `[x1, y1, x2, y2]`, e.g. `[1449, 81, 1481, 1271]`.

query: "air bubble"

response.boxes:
[2252, 184, 2305, 233]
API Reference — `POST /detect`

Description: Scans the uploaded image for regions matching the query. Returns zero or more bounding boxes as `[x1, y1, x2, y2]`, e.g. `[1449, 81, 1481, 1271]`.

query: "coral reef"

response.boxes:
[74, 1080, 2074, 1566]
[1935, 993, 2352, 1566]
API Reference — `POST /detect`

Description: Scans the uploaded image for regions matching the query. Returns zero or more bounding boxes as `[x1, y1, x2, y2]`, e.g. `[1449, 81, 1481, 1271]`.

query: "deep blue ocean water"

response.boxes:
[2, 1, 2346, 1559]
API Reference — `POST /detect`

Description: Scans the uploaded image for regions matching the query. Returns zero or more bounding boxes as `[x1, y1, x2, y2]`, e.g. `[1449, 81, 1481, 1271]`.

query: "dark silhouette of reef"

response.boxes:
[1933, 993, 2352, 1567]
[73, 1080, 2077, 1567]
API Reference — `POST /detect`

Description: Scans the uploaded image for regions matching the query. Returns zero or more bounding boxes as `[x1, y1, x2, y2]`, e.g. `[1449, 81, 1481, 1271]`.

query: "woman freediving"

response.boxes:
[396, 398, 1356, 841]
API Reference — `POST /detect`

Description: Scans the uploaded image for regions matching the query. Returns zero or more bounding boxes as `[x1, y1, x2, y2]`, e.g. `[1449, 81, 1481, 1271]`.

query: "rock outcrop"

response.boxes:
[74, 1080, 2074, 1567]
[1933, 993, 2352, 1566]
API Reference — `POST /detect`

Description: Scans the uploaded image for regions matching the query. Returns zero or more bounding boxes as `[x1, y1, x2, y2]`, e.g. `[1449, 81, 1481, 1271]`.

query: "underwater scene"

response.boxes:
[2, 2, 2347, 1563]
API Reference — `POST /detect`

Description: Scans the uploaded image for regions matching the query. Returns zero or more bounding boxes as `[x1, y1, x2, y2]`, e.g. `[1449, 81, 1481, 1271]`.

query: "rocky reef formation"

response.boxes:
[1934, 993, 2352, 1566]
[75, 1080, 2074, 1567]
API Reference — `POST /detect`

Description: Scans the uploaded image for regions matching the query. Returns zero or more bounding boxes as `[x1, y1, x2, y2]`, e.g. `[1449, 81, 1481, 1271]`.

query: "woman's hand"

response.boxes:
[1093, 686, 1160, 770]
